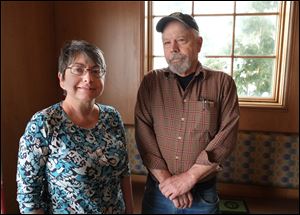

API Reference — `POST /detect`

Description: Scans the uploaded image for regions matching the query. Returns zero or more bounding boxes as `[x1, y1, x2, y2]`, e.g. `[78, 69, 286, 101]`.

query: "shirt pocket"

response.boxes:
[188, 100, 218, 136]
[203, 100, 218, 135]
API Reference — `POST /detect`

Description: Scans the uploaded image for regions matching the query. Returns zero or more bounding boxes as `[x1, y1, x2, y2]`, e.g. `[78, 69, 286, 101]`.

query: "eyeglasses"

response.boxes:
[67, 66, 105, 78]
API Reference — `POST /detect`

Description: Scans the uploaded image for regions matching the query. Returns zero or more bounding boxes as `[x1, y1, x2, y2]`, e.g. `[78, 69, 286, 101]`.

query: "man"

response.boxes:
[135, 12, 239, 214]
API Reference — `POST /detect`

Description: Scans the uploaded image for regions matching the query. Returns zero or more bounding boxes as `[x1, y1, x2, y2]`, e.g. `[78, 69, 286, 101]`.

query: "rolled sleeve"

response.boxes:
[196, 75, 240, 166]
[135, 74, 168, 171]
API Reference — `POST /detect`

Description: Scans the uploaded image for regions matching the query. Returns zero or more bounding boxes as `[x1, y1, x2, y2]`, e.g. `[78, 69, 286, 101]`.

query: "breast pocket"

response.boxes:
[203, 100, 218, 135]
[188, 100, 218, 136]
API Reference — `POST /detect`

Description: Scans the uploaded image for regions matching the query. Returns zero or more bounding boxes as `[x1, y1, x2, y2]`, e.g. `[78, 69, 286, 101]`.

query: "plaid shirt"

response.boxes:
[135, 62, 239, 176]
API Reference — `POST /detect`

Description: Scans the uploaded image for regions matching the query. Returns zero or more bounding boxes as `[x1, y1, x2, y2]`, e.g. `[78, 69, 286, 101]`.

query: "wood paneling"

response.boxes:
[1, 2, 59, 213]
[1, 1, 298, 214]
[54, 1, 144, 124]
[1, 2, 143, 213]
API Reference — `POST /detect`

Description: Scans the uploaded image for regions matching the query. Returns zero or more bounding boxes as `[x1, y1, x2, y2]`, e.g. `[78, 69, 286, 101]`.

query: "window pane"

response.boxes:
[236, 1, 279, 13]
[153, 17, 164, 56]
[194, 1, 234, 14]
[152, 1, 192, 15]
[201, 57, 232, 75]
[150, 1, 288, 104]
[235, 16, 278, 56]
[233, 58, 275, 97]
[195, 16, 233, 56]
[153, 57, 168, 70]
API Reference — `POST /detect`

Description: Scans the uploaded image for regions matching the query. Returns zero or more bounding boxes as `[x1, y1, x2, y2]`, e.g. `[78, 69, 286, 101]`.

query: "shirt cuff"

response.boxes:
[196, 150, 218, 166]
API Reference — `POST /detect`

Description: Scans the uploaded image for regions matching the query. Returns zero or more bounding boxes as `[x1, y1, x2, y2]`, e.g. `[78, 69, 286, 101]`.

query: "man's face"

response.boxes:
[162, 21, 202, 76]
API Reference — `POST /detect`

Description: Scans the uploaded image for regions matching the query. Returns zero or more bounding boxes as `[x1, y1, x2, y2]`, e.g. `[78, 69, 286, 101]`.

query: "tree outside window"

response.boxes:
[149, 1, 293, 107]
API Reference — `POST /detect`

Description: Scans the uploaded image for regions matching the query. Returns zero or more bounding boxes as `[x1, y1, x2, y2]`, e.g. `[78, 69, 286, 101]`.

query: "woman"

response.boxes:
[16, 40, 133, 214]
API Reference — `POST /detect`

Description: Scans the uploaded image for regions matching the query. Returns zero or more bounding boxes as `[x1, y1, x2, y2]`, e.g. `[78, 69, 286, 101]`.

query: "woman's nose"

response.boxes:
[82, 70, 94, 82]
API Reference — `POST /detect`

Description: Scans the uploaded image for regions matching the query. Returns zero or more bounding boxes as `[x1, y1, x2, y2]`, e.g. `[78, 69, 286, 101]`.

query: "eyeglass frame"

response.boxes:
[66, 64, 106, 78]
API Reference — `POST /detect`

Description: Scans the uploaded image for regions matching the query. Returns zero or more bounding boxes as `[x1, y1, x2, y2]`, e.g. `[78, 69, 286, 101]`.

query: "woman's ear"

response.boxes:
[58, 72, 65, 90]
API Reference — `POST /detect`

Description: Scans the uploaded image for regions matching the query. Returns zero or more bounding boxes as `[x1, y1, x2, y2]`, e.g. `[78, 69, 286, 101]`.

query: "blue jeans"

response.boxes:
[142, 175, 219, 214]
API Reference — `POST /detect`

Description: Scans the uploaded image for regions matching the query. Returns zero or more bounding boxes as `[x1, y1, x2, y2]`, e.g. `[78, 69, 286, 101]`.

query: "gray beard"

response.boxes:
[167, 54, 192, 75]
[169, 61, 191, 75]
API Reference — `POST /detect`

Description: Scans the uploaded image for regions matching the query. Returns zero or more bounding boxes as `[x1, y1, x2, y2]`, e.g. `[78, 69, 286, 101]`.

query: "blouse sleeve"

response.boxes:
[16, 113, 50, 214]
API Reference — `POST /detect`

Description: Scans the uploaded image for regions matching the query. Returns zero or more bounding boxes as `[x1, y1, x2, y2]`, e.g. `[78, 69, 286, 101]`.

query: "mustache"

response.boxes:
[169, 53, 186, 61]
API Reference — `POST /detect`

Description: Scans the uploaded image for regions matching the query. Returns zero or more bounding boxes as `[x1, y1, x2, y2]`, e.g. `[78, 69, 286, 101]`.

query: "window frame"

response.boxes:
[145, 1, 295, 109]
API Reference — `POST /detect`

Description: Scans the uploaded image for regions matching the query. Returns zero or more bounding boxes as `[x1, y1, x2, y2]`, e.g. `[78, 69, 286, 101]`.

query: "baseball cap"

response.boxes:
[156, 12, 199, 33]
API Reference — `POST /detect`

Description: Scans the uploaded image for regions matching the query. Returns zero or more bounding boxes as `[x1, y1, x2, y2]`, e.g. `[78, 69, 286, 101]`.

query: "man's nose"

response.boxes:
[171, 41, 179, 52]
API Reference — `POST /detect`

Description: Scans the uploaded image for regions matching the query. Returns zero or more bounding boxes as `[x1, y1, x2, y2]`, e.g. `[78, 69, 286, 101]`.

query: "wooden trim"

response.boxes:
[131, 174, 147, 184]
[218, 182, 298, 200]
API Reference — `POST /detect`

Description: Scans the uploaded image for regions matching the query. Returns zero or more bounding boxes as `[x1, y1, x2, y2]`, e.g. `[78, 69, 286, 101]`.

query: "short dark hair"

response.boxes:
[58, 40, 106, 78]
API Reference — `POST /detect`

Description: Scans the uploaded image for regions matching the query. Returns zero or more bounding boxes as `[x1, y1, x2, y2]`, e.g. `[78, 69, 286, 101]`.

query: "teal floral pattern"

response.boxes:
[17, 103, 130, 214]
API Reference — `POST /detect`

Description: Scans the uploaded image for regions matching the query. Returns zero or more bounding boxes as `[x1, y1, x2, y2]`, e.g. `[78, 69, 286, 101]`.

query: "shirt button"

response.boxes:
[175, 156, 179, 160]
[177, 136, 182, 140]
[181, 118, 185, 121]
[183, 99, 187, 103]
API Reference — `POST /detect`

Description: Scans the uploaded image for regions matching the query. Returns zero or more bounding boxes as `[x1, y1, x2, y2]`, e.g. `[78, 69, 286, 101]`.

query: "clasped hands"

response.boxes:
[159, 172, 197, 209]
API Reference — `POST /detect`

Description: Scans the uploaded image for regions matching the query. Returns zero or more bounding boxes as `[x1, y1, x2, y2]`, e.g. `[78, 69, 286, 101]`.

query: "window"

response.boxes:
[146, 1, 294, 108]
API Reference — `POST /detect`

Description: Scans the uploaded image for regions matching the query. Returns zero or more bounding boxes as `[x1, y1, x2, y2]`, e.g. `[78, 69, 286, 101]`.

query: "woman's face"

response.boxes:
[58, 53, 105, 103]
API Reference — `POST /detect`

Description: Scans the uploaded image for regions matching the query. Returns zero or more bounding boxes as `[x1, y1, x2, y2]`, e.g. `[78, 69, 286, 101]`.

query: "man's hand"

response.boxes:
[159, 163, 219, 200]
[159, 172, 197, 200]
[171, 191, 193, 208]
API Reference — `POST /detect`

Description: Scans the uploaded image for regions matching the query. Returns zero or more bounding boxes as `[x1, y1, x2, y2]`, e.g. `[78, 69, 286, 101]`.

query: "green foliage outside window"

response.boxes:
[202, 1, 278, 97]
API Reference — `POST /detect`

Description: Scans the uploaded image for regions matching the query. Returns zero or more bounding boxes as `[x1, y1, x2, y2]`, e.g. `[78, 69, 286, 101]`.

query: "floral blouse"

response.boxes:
[16, 102, 130, 214]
